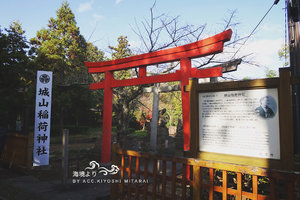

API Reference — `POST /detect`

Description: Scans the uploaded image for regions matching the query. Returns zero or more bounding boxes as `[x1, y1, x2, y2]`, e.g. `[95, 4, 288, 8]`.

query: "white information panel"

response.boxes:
[33, 71, 53, 166]
[199, 88, 280, 159]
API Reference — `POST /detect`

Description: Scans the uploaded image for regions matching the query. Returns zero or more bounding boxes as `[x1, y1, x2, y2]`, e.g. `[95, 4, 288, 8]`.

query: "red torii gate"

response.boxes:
[85, 29, 232, 163]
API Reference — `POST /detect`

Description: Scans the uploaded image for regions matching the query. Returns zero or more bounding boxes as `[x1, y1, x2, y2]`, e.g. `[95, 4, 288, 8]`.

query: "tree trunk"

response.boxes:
[116, 101, 131, 141]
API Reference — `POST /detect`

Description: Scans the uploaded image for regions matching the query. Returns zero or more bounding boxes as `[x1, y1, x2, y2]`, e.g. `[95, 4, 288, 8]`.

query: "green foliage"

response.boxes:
[0, 2, 106, 131]
[0, 21, 33, 128]
[50, 125, 91, 137]
[278, 44, 289, 67]
[30, 1, 104, 128]
[129, 130, 148, 138]
[30, 1, 88, 84]
[109, 36, 134, 81]
[160, 82, 182, 127]
[1, 21, 29, 67]
[86, 42, 105, 62]
[242, 77, 251, 80]
[109, 36, 133, 59]
[109, 36, 142, 135]
[265, 69, 278, 78]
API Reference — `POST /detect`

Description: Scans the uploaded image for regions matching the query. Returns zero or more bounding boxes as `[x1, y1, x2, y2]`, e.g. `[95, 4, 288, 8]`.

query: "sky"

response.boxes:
[0, 0, 287, 79]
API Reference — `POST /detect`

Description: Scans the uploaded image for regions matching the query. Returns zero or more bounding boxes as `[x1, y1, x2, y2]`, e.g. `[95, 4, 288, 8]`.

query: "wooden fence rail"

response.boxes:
[111, 143, 300, 200]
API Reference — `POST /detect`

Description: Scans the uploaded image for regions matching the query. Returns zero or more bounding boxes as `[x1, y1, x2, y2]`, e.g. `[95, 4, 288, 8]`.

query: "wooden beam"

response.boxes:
[89, 67, 223, 90]
[88, 42, 225, 73]
[190, 67, 222, 79]
[85, 29, 232, 71]
[139, 66, 147, 77]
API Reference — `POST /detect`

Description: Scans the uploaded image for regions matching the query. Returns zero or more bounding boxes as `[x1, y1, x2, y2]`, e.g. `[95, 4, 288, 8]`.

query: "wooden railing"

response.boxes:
[111, 143, 300, 200]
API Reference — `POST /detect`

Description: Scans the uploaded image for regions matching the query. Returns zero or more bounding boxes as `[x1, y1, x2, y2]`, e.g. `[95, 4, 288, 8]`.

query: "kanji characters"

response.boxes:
[37, 134, 48, 143]
[38, 122, 48, 132]
[39, 98, 49, 107]
[36, 146, 47, 156]
[38, 110, 49, 119]
[38, 87, 50, 97]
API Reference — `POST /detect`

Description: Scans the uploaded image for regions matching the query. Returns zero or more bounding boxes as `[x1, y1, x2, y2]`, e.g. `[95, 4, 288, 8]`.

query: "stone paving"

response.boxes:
[0, 165, 110, 200]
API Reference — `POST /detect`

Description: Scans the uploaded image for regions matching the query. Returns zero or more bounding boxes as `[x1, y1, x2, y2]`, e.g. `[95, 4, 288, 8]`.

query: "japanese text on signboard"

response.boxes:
[33, 71, 52, 166]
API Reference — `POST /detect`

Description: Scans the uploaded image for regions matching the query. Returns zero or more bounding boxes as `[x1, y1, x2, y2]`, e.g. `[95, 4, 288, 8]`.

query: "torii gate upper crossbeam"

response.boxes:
[85, 29, 232, 163]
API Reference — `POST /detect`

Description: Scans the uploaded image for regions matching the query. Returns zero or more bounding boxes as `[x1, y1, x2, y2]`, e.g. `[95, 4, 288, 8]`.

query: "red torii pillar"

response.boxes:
[85, 29, 232, 163]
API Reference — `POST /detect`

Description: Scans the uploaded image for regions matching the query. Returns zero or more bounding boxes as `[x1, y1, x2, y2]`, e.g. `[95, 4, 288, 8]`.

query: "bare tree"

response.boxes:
[114, 2, 259, 139]
[131, 4, 260, 78]
[131, 1, 206, 53]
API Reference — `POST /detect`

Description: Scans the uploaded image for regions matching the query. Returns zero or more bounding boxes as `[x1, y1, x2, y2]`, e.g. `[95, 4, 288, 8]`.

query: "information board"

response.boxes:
[33, 71, 53, 166]
[199, 88, 280, 159]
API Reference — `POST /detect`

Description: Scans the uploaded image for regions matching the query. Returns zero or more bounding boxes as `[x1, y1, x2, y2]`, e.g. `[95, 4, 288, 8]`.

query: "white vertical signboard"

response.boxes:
[33, 71, 53, 166]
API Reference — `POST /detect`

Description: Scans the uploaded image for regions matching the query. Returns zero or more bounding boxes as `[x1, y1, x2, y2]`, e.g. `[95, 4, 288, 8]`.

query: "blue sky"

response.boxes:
[0, 0, 286, 79]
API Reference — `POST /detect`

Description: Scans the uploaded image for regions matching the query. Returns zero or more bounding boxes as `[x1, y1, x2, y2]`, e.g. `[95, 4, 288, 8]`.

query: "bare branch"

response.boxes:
[131, 3, 206, 53]
[162, 62, 180, 73]
[130, 4, 266, 80]
[222, 9, 240, 31]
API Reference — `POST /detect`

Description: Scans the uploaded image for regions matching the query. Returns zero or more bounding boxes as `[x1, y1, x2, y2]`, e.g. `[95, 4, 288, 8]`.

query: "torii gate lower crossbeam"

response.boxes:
[85, 29, 232, 163]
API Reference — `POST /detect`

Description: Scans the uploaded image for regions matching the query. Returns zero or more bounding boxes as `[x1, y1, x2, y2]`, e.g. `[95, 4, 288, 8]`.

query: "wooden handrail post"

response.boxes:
[222, 170, 227, 200]
[192, 165, 201, 200]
